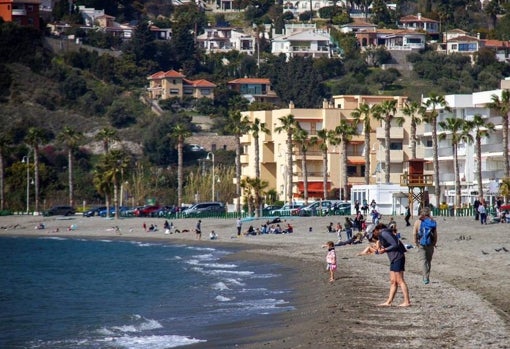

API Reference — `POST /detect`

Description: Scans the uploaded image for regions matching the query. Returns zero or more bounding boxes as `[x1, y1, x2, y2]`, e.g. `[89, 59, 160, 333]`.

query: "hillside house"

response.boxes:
[272, 24, 333, 59]
[147, 70, 216, 101]
[400, 13, 439, 35]
[227, 77, 280, 104]
[197, 27, 255, 54]
[355, 29, 426, 51]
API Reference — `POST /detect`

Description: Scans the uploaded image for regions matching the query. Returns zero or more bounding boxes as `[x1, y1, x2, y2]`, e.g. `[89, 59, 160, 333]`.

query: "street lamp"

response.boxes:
[206, 152, 215, 202]
[22, 155, 30, 214]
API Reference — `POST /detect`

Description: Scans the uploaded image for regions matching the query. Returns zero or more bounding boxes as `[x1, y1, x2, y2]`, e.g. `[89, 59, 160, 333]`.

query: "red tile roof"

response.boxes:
[183, 78, 216, 87]
[400, 14, 438, 23]
[482, 39, 510, 48]
[147, 69, 185, 80]
[228, 78, 270, 84]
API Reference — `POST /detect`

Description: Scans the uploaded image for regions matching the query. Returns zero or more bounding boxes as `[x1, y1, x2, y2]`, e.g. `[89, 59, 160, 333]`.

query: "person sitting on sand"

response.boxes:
[209, 230, 218, 240]
[245, 225, 255, 236]
[284, 223, 293, 234]
[327, 222, 335, 233]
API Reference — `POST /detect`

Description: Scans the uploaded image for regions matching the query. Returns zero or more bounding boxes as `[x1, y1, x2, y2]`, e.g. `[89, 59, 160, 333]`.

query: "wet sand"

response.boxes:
[1, 214, 509, 348]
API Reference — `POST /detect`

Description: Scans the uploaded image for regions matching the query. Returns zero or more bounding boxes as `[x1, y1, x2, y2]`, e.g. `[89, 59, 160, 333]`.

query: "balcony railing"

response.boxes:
[377, 149, 404, 163]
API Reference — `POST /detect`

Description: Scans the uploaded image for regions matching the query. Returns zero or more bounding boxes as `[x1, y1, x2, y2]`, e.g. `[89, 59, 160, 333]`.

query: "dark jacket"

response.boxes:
[379, 229, 405, 263]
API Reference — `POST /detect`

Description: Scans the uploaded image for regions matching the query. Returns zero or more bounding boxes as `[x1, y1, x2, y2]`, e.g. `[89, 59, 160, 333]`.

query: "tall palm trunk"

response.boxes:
[476, 134, 483, 197]
[364, 128, 370, 184]
[322, 150, 328, 199]
[236, 134, 242, 214]
[411, 119, 417, 159]
[254, 134, 262, 215]
[341, 140, 348, 200]
[286, 134, 293, 205]
[113, 180, 119, 220]
[454, 145, 461, 208]
[68, 149, 74, 207]
[177, 140, 183, 208]
[34, 146, 40, 214]
[302, 150, 308, 204]
[432, 118, 440, 207]
[384, 118, 391, 183]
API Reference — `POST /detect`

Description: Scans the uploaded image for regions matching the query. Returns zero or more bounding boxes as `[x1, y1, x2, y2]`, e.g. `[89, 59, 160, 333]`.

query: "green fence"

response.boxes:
[432, 207, 497, 217]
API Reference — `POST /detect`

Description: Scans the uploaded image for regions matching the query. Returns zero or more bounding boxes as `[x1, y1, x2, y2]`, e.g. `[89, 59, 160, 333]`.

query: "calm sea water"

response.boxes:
[0, 236, 295, 349]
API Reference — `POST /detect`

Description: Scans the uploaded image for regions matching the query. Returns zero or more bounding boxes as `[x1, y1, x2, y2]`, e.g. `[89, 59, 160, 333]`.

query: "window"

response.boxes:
[201, 89, 211, 95]
[170, 89, 179, 94]
[458, 43, 477, 52]
[407, 38, 422, 44]
[451, 44, 458, 50]
[389, 142, 403, 150]
[183, 88, 193, 95]
[425, 140, 432, 147]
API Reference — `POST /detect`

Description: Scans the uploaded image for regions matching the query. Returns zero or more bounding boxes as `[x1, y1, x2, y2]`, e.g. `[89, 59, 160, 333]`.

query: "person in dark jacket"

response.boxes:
[372, 223, 411, 307]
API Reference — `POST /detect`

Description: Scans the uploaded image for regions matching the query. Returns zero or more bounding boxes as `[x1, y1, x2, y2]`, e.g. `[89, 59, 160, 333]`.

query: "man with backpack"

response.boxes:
[413, 207, 438, 285]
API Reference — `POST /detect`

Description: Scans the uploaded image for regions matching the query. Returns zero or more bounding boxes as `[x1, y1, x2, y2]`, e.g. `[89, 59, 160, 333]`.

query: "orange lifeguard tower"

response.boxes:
[400, 159, 434, 217]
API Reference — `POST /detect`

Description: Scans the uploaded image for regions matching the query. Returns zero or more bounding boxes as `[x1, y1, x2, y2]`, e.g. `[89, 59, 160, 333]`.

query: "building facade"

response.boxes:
[0, 0, 40, 28]
[240, 95, 410, 203]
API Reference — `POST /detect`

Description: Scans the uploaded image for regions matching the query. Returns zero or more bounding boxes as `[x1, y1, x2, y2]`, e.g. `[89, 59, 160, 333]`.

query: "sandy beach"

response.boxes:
[1, 213, 509, 348]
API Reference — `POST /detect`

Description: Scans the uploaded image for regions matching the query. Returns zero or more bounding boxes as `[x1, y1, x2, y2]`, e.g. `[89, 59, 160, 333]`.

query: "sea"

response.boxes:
[0, 236, 295, 349]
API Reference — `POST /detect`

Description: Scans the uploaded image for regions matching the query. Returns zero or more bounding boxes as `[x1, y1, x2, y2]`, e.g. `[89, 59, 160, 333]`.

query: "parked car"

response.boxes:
[182, 202, 225, 217]
[84, 206, 106, 217]
[99, 206, 129, 217]
[269, 203, 302, 216]
[297, 201, 334, 216]
[262, 205, 282, 216]
[134, 205, 161, 217]
[43, 206, 76, 216]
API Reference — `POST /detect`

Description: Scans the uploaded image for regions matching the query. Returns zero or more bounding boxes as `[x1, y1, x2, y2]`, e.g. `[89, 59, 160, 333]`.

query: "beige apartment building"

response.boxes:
[240, 95, 412, 202]
[147, 70, 216, 101]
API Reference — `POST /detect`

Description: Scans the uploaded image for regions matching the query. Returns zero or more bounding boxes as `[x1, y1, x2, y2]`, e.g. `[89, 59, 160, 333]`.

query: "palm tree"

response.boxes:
[487, 90, 510, 177]
[352, 103, 377, 184]
[226, 110, 250, 214]
[169, 123, 191, 208]
[294, 127, 310, 204]
[423, 93, 450, 208]
[373, 100, 404, 183]
[438, 118, 473, 208]
[25, 127, 48, 214]
[93, 167, 113, 218]
[95, 127, 119, 154]
[245, 117, 270, 180]
[335, 120, 358, 201]
[312, 128, 337, 200]
[241, 177, 269, 217]
[468, 115, 495, 198]
[57, 126, 83, 208]
[402, 101, 425, 159]
[275, 114, 298, 205]
[98, 150, 130, 220]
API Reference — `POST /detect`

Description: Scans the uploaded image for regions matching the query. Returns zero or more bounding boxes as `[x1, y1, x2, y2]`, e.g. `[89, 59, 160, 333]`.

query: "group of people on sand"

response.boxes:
[323, 206, 438, 308]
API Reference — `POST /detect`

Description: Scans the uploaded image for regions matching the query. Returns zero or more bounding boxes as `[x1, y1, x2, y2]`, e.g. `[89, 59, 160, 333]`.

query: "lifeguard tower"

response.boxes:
[400, 159, 434, 217]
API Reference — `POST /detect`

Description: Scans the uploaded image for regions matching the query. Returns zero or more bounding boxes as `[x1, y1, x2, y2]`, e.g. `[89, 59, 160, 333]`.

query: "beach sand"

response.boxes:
[1, 214, 509, 348]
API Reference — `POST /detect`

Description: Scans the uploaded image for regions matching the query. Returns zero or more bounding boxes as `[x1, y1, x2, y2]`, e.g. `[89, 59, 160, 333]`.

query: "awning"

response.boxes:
[297, 181, 331, 191]
[348, 156, 365, 165]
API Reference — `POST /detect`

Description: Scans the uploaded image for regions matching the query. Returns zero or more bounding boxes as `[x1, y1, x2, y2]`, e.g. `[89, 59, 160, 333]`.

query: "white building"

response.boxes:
[197, 27, 256, 55]
[271, 24, 333, 59]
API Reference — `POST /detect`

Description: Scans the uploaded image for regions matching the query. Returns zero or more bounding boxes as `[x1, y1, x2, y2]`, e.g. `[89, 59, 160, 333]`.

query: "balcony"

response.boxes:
[376, 127, 404, 139]
[481, 142, 505, 154]
[481, 169, 505, 179]
[377, 149, 404, 163]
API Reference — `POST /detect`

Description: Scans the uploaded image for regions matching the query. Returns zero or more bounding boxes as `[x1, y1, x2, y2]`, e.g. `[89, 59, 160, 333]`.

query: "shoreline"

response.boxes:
[1, 214, 510, 347]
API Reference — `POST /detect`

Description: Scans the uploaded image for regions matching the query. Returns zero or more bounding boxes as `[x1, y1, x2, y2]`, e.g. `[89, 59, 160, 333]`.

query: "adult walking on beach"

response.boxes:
[372, 223, 411, 307]
[195, 220, 202, 240]
[236, 218, 242, 236]
[413, 207, 437, 284]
